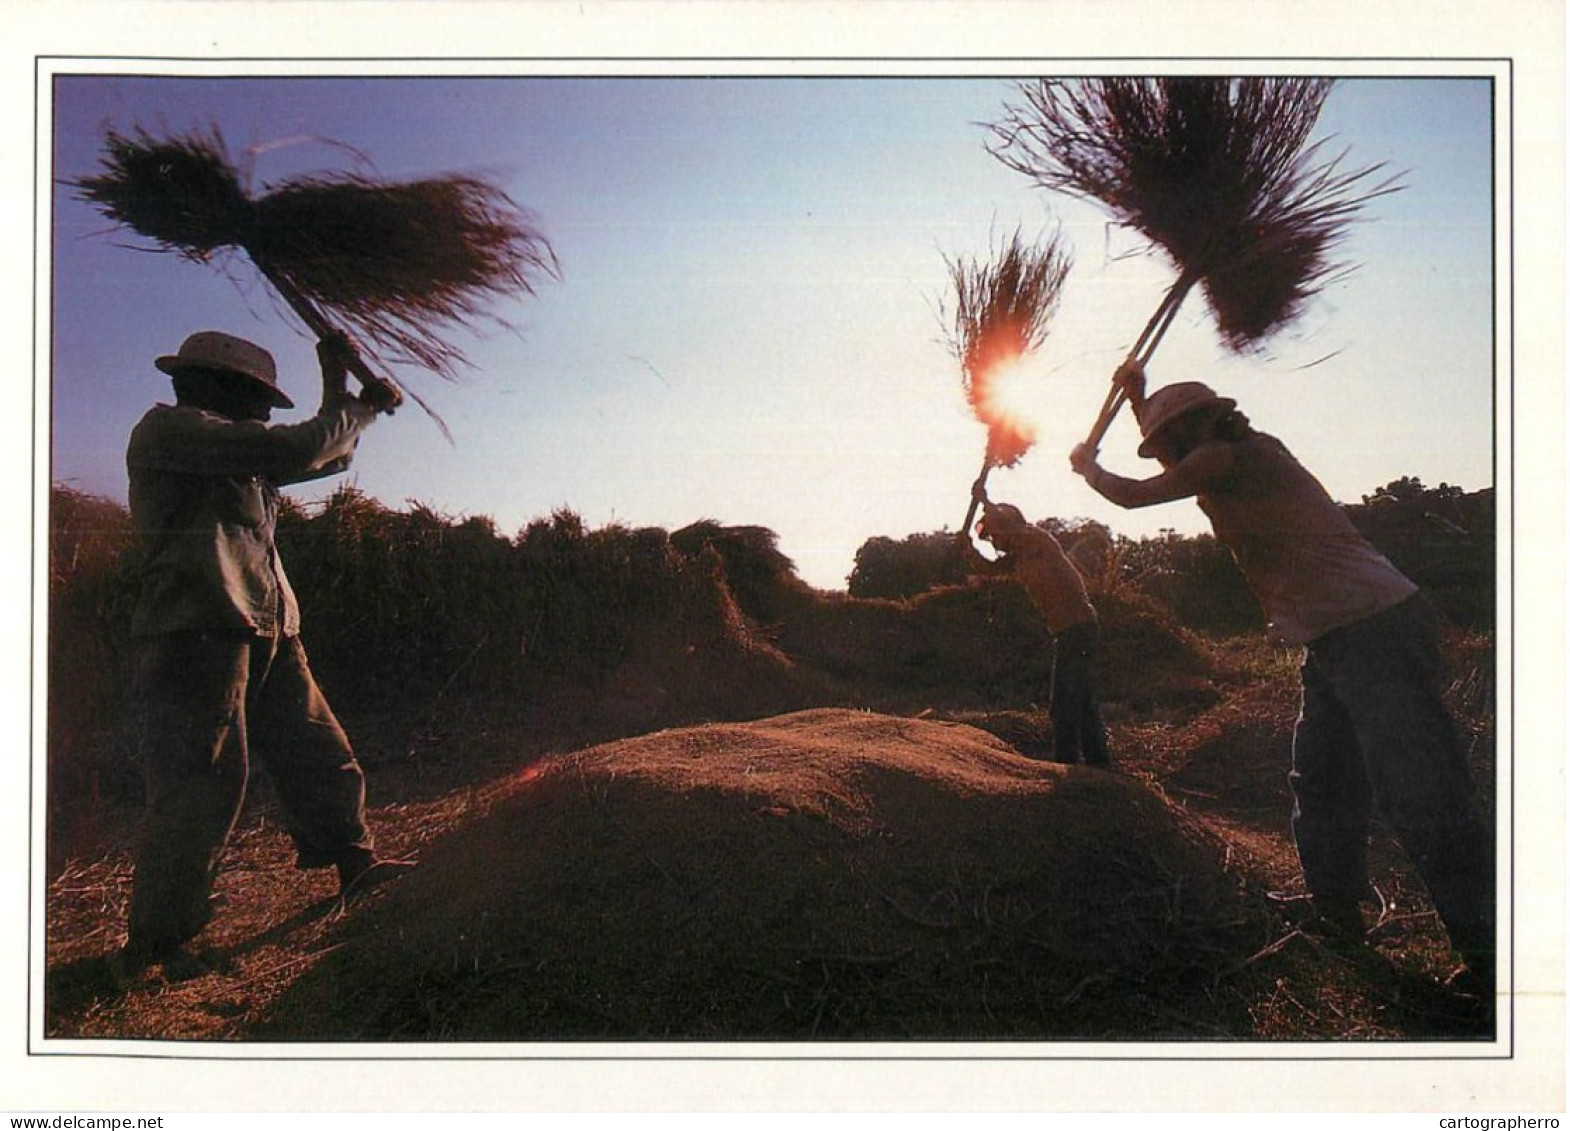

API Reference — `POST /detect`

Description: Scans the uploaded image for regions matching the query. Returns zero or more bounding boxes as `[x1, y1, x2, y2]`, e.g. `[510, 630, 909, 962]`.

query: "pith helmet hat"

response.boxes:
[1136, 381, 1235, 459]
[156, 331, 294, 409]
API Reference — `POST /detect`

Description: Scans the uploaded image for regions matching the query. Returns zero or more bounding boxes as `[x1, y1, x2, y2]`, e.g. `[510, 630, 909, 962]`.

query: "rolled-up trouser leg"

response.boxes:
[126, 632, 251, 954]
[247, 635, 372, 871]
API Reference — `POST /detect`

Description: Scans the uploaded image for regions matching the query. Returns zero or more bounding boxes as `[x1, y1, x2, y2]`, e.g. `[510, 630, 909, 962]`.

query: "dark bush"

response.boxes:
[513, 510, 686, 680]
[669, 520, 814, 624]
[1115, 530, 1264, 638]
[847, 531, 970, 599]
[1348, 480, 1495, 630]
[278, 490, 528, 704]
[44, 478, 1495, 816]
[47, 488, 141, 817]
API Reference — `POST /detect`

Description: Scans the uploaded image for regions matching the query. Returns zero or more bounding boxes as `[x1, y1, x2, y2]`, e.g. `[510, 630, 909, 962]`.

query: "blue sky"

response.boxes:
[49, 72, 1497, 588]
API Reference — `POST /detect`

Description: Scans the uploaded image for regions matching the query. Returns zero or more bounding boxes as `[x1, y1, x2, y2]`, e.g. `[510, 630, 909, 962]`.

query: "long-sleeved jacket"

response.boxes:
[126, 399, 378, 638]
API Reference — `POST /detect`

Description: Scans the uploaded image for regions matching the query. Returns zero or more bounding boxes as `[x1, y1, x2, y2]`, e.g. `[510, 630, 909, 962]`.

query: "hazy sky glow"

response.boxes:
[49, 70, 1498, 589]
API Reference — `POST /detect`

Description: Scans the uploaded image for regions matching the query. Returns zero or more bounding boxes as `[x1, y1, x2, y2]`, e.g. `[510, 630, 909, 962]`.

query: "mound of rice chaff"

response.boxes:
[257, 709, 1266, 1041]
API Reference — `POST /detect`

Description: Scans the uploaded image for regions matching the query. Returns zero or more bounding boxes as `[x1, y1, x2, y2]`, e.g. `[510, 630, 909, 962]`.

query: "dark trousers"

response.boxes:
[1051, 620, 1109, 766]
[126, 630, 373, 953]
[1290, 596, 1494, 967]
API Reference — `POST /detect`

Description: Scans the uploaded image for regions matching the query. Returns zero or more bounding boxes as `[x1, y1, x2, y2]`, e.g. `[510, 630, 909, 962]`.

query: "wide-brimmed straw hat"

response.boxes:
[1136, 381, 1235, 458]
[155, 331, 293, 409]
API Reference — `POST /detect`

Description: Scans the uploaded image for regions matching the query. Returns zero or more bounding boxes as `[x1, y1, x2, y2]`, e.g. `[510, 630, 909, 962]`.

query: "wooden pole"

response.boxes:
[1083, 269, 1199, 449]
[252, 257, 404, 411]
[959, 456, 995, 538]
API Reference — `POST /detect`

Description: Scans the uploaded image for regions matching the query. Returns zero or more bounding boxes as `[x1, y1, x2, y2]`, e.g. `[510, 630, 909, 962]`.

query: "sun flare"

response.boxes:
[974, 354, 1040, 464]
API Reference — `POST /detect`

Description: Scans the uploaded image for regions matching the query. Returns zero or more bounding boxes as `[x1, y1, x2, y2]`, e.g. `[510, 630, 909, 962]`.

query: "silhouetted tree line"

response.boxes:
[45, 476, 1493, 813]
[846, 479, 1494, 636]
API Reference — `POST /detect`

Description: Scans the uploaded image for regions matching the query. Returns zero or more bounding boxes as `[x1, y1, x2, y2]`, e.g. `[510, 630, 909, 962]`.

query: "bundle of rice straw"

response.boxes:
[72, 126, 559, 405]
[943, 227, 1072, 534]
[986, 78, 1399, 443]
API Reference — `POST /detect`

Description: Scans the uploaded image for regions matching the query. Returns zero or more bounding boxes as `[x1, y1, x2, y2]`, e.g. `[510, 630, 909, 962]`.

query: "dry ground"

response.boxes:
[42, 639, 1495, 1045]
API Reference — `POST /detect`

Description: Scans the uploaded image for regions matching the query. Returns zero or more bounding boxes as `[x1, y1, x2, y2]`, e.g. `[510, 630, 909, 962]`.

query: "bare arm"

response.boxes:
[957, 533, 1011, 577]
[1072, 441, 1237, 510]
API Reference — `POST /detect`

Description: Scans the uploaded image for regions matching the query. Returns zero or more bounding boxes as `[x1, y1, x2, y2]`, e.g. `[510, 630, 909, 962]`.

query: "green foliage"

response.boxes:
[47, 488, 142, 809]
[1360, 475, 1464, 507]
[848, 531, 970, 599]
[44, 478, 1495, 815]
[278, 488, 528, 700]
[47, 486, 727, 803]
[846, 519, 1122, 603]
[513, 509, 685, 679]
[280, 489, 712, 697]
[1348, 479, 1495, 629]
[670, 520, 812, 625]
[1114, 530, 1264, 637]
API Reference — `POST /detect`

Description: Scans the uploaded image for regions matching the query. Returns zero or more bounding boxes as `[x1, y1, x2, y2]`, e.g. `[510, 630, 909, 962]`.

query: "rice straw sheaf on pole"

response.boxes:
[71, 126, 560, 423]
[942, 227, 1072, 536]
[985, 78, 1401, 447]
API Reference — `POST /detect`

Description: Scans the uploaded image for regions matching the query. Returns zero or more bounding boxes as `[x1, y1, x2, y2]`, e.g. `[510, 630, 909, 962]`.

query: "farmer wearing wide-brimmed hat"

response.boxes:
[117, 329, 411, 981]
[961, 491, 1109, 768]
[1069, 359, 1495, 998]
